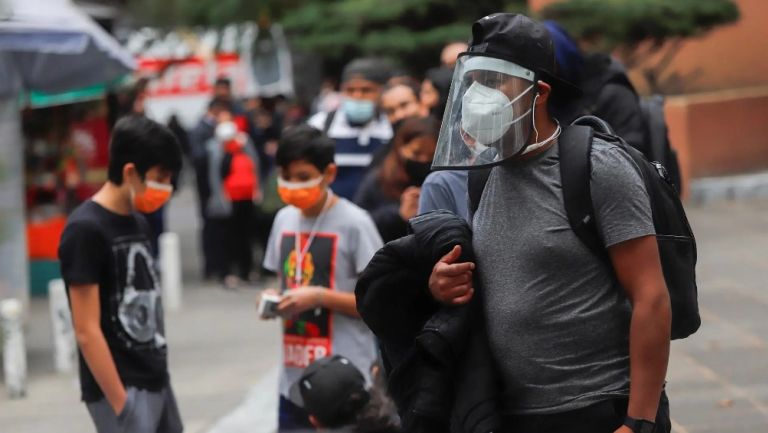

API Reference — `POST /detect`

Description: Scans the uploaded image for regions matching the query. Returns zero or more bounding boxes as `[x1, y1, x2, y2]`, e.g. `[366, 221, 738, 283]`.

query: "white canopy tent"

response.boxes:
[0, 0, 135, 93]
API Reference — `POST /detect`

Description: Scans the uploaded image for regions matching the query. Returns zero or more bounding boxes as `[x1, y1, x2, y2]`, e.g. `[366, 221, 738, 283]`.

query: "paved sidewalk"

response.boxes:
[1, 185, 766, 432]
[0, 283, 281, 433]
[666, 199, 768, 432]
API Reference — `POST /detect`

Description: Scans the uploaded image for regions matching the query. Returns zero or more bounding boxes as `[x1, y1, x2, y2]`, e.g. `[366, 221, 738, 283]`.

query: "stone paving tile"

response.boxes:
[667, 200, 768, 432]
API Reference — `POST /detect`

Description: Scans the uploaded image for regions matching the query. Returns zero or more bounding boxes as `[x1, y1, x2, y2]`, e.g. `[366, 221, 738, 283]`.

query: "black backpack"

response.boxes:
[468, 116, 700, 340]
[640, 95, 682, 193]
[575, 54, 682, 193]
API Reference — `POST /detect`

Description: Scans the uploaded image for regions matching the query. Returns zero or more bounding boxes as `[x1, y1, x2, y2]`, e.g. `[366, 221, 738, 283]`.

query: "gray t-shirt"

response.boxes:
[473, 139, 654, 415]
[263, 197, 383, 397]
[418, 170, 470, 222]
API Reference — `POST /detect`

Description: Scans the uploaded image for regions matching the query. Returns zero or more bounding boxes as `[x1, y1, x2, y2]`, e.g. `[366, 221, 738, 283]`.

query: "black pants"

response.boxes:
[223, 200, 255, 280]
[205, 217, 229, 279]
[503, 392, 671, 433]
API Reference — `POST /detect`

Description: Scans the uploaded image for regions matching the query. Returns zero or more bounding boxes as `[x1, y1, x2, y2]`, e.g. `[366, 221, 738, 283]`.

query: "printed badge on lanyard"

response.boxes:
[294, 194, 333, 288]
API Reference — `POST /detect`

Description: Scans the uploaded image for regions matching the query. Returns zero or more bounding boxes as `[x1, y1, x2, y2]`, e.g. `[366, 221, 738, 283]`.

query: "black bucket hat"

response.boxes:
[462, 13, 582, 99]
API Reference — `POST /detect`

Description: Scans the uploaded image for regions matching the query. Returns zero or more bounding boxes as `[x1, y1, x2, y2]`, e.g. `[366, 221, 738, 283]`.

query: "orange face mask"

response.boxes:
[133, 181, 173, 213]
[277, 177, 324, 210]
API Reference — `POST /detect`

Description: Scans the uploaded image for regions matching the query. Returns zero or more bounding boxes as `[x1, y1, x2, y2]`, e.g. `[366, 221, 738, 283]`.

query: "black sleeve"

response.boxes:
[369, 203, 409, 244]
[58, 221, 106, 285]
[593, 83, 649, 156]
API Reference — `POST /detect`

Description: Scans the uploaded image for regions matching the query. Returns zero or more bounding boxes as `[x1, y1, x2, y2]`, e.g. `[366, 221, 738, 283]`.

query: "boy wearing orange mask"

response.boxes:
[58, 116, 183, 433]
[260, 125, 384, 432]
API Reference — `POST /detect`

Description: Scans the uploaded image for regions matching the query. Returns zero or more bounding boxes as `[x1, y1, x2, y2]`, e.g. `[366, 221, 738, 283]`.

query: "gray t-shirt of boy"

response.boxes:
[473, 138, 654, 415]
[264, 197, 384, 397]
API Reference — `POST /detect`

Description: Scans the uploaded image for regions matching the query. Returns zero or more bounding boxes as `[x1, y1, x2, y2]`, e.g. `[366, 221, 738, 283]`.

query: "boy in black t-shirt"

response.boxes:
[59, 116, 184, 433]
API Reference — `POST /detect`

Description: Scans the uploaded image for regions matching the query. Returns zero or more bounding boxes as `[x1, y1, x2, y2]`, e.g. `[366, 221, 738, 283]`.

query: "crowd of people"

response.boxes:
[57, 12, 684, 433]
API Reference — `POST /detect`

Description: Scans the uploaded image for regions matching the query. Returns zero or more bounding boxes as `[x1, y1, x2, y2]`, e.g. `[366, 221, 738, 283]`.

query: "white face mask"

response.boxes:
[461, 82, 534, 146]
[215, 121, 238, 142]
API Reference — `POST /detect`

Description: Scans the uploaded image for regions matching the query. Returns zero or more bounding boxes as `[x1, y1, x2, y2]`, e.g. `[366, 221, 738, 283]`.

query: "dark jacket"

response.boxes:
[578, 54, 649, 156]
[190, 116, 216, 215]
[555, 53, 649, 157]
[354, 168, 409, 244]
[355, 210, 501, 433]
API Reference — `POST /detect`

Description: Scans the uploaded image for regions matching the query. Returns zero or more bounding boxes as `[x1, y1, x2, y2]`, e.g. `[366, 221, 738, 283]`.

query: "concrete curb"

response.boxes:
[688, 171, 768, 205]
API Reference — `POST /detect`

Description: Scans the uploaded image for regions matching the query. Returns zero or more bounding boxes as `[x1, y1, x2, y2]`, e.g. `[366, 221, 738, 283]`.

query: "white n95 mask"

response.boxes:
[461, 82, 534, 146]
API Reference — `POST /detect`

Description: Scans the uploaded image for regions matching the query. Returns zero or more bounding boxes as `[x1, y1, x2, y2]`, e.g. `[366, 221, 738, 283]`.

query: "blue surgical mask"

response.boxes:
[342, 98, 376, 125]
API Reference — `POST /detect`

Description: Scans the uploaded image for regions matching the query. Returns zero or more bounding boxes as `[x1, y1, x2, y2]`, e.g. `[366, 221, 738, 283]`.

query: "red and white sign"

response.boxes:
[138, 53, 251, 97]
[137, 53, 254, 128]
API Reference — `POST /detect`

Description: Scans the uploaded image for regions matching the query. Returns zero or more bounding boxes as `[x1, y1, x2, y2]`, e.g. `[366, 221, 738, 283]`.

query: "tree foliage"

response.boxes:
[540, 0, 740, 93]
[127, 0, 528, 74]
[540, 0, 739, 51]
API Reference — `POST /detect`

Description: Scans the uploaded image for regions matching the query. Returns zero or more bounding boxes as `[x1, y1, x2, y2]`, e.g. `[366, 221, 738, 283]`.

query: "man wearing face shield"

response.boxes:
[428, 14, 672, 433]
[308, 58, 394, 200]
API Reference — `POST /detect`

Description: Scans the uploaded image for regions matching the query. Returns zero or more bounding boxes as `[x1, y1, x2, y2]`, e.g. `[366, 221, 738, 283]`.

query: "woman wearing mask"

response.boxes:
[354, 117, 439, 242]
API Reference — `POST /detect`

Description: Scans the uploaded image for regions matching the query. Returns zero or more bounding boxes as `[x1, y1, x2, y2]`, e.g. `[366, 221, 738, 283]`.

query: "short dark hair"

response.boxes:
[276, 124, 335, 172]
[215, 77, 232, 87]
[107, 115, 182, 185]
[208, 97, 232, 112]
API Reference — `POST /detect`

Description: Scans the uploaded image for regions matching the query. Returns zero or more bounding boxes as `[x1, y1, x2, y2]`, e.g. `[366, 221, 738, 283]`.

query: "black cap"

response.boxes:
[289, 355, 370, 427]
[464, 13, 581, 98]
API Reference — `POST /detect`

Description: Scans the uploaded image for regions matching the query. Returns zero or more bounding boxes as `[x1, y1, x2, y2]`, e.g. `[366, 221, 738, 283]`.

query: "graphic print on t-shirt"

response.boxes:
[279, 232, 337, 369]
[112, 238, 166, 350]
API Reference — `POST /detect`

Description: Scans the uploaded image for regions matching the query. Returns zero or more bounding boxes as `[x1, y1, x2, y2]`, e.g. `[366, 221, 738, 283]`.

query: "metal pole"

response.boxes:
[1, 298, 27, 398]
[48, 279, 76, 373]
[160, 232, 182, 312]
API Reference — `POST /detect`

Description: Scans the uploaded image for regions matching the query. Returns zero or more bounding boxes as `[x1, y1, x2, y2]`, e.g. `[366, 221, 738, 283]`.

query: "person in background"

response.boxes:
[311, 78, 343, 115]
[191, 97, 232, 280]
[207, 110, 261, 289]
[420, 67, 453, 121]
[379, 82, 428, 132]
[543, 20, 648, 155]
[167, 114, 190, 158]
[288, 355, 400, 433]
[354, 117, 439, 243]
[58, 116, 183, 433]
[259, 125, 383, 432]
[213, 76, 245, 115]
[307, 58, 393, 200]
[440, 41, 468, 68]
[247, 96, 283, 181]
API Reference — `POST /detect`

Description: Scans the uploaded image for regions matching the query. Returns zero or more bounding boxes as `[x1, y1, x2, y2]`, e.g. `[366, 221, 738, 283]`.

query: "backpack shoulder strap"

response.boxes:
[468, 167, 493, 220]
[559, 125, 608, 261]
[323, 110, 337, 134]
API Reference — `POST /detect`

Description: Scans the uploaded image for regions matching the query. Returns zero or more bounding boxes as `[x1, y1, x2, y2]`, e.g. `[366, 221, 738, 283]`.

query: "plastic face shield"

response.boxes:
[432, 55, 537, 170]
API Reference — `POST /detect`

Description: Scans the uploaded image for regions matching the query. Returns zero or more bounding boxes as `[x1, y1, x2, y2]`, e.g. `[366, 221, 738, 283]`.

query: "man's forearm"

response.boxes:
[77, 328, 126, 412]
[627, 292, 671, 421]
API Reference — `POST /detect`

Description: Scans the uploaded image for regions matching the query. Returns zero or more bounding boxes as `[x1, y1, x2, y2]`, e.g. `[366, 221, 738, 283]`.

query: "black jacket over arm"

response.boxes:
[355, 210, 501, 433]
